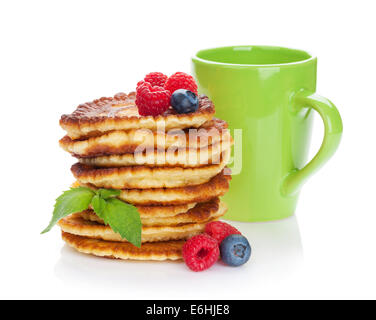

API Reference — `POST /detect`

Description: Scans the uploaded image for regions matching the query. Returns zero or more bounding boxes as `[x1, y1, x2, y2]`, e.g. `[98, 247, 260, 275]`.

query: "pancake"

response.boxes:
[80, 169, 231, 205]
[60, 92, 215, 140]
[77, 198, 220, 227]
[136, 202, 196, 218]
[71, 150, 230, 189]
[60, 118, 229, 158]
[86, 202, 196, 218]
[77, 138, 232, 167]
[58, 201, 227, 243]
[62, 232, 184, 261]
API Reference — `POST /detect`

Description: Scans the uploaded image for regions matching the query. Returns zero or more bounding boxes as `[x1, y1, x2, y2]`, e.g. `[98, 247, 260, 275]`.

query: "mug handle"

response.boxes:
[282, 90, 343, 196]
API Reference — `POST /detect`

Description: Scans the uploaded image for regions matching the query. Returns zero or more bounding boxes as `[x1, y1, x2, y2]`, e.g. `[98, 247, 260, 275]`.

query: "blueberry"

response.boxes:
[220, 234, 251, 267]
[170, 89, 199, 114]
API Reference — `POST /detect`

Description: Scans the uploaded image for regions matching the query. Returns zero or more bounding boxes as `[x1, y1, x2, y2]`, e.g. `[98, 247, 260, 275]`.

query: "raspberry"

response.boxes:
[135, 82, 171, 116]
[137, 80, 147, 88]
[164, 72, 198, 95]
[143, 72, 168, 87]
[182, 234, 219, 272]
[205, 221, 241, 243]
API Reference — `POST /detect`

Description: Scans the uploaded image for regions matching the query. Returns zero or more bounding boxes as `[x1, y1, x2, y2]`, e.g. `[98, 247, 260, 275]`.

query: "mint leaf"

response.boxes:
[91, 194, 107, 216]
[98, 188, 120, 200]
[42, 187, 95, 234]
[42, 186, 141, 248]
[98, 198, 142, 248]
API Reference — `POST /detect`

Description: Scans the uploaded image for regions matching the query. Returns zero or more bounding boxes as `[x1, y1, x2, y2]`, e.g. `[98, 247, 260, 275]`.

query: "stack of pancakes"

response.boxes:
[58, 92, 232, 261]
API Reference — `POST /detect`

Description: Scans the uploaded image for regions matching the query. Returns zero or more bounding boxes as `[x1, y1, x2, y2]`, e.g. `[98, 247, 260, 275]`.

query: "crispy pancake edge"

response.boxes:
[59, 118, 229, 158]
[58, 202, 227, 243]
[77, 138, 232, 167]
[85, 202, 197, 218]
[71, 150, 230, 189]
[76, 198, 220, 227]
[80, 169, 231, 205]
[62, 232, 184, 261]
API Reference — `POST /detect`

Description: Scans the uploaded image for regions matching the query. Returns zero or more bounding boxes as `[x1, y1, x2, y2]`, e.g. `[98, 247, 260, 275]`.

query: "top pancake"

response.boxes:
[60, 92, 215, 140]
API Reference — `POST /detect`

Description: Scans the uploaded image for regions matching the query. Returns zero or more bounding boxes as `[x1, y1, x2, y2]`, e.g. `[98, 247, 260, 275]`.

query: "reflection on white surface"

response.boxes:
[54, 216, 303, 299]
[230, 216, 304, 275]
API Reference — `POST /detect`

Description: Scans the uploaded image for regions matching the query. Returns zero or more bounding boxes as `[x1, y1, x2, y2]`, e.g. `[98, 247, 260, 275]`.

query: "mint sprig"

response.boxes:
[41, 187, 95, 234]
[42, 187, 142, 247]
[99, 198, 141, 248]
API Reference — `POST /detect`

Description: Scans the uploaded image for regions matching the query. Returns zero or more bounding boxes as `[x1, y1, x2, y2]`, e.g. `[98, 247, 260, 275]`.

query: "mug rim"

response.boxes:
[192, 45, 316, 67]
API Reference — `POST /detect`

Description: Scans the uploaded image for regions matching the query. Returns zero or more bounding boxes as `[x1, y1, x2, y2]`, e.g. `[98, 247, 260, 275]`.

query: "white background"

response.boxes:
[0, 0, 375, 300]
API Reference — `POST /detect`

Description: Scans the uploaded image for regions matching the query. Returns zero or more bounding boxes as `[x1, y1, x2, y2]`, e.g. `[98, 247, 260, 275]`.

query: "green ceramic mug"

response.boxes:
[192, 45, 343, 222]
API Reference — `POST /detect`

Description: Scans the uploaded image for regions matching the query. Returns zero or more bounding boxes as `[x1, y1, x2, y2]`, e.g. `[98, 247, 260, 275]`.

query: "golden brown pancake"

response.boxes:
[84, 202, 197, 219]
[77, 138, 232, 168]
[58, 201, 227, 243]
[71, 150, 230, 189]
[62, 232, 184, 261]
[79, 169, 231, 205]
[59, 118, 229, 158]
[136, 203, 196, 218]
[78, 198, 220, 227]
[60, 92, 215, 140]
